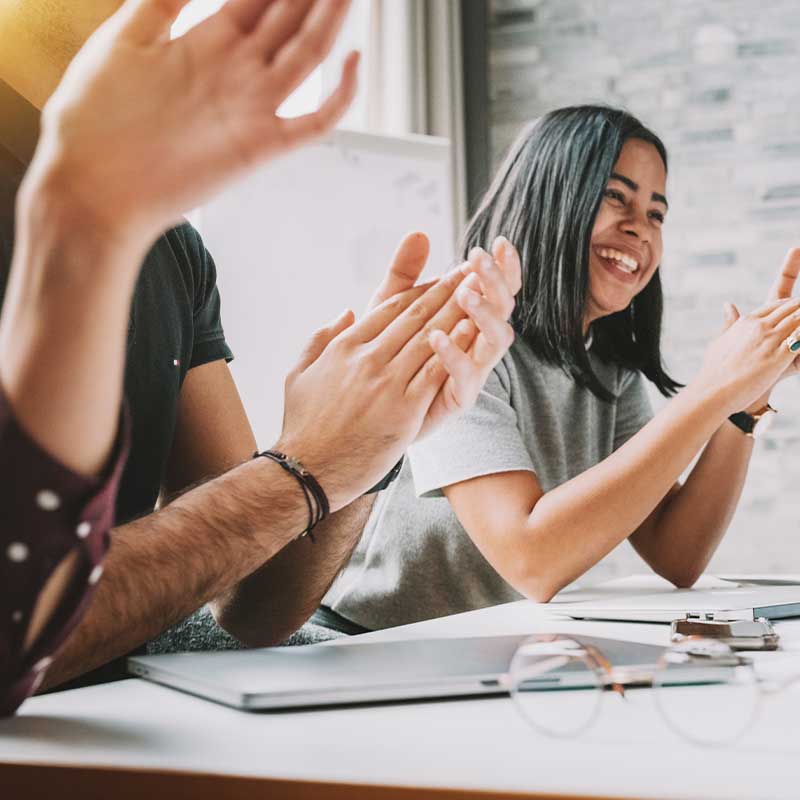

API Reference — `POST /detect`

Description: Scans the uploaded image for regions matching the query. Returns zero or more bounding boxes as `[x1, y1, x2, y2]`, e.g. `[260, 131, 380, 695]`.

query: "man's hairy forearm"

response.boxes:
[211, 495, 376, 647]
[41, 457, 313, 689]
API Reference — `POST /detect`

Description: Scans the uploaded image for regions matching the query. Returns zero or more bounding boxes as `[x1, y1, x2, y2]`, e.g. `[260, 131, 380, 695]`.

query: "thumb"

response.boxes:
[117, 0, 193, 44]
[367, 232, 430, 311]
[722, 302, 740, 331]
[293, 309, 354, 373]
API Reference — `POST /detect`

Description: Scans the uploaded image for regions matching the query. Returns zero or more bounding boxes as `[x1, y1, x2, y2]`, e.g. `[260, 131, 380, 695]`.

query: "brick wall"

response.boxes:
[488, 0, 800, 580]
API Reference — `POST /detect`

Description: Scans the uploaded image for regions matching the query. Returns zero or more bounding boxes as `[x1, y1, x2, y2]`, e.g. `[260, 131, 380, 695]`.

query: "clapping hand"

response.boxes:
[28, 0, 359, 251]
[720, 249, 800, 412]
[279, 233, 522, 510]
[366, 232, 522, 438]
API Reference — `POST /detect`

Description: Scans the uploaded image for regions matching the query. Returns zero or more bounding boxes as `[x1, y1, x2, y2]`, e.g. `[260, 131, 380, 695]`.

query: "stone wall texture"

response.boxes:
[488, 0, 800, 581]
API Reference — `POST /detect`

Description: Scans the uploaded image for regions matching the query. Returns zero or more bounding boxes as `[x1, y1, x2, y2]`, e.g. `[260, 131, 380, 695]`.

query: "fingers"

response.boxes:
[772, 302, 800, 341]
[367, 232, 430, 311]
[448, 319, 479, 354]
[461, 237, 522, 301]
[768, 247, 800, 301]
[292, 308, 354, 372]
[428, 321, 481, 411]
[721, 302, 740, 332]
[763, 297, 800, 327]
[387, 248, 486, 376]
[363, 269, 466, 358]
[118, 0, 194, 44]
[456, 284, 516, 367]
[270, 0, 352, 99]
[463, 247, 515, 321]
[251, 0, 315, 60]
[388, 270, 481, 379]
[347, 281, 435, 344]
[753, 297, 795, 318]
[493, 236, 523, 296]
[390, 244, 517, 383]
[223, 0, 279, 32]
[403, 320, 478, 426]
[276, 50, 360, 148]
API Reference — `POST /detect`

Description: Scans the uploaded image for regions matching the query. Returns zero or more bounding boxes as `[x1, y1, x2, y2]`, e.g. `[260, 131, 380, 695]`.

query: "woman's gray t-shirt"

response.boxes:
[324, 336, 654, 631]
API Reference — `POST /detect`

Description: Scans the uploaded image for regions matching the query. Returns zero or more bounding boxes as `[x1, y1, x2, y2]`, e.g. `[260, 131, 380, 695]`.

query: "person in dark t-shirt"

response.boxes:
[0, 0, 522, 695]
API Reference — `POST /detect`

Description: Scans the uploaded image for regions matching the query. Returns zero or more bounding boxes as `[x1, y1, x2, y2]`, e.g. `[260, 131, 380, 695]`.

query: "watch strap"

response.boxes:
[728, 404, 776, 437]
[364, 457, 404, 495]
[728, 411, 756, 436]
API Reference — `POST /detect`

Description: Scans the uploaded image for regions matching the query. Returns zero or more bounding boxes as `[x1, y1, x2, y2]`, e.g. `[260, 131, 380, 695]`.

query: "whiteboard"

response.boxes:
[197, 129, 455, 447]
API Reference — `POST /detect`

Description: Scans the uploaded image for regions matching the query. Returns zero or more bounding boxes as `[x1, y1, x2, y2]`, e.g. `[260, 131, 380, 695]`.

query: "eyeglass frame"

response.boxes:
[500, 632, 798, 747]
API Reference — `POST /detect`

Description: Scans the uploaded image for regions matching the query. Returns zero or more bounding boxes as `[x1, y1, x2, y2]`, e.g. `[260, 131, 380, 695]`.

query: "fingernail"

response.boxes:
[456, 319, 475, 336]
[459, 287, 480, 308]
[493, 235, 508, 252]
[429, 329, 448, 348]
[469, 246, 485, 262]
[463, 272, 481, 289]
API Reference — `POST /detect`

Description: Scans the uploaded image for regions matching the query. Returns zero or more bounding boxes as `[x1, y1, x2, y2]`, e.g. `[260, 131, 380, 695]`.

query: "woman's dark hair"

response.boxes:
[463, 105, 681, 400]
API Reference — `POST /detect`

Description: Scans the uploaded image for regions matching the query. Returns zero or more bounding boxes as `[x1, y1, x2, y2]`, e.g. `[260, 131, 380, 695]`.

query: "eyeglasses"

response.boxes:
[502, 634, 798, 747]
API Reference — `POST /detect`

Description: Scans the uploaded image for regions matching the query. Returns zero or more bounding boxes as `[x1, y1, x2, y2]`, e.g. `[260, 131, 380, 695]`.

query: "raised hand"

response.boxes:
[25, 0, 358, 251]
[278, 238, 520, 512]
[425, 237, 521, 434]
[766, 247, 800, 382]
[718, 248, 800, 416]
[697, 295, 800, 415]
[363, 233, 520, 439]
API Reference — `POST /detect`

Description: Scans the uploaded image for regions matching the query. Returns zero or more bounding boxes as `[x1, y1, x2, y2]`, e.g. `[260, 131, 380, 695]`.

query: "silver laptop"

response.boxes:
[128, 634, 664, 711]
[553, 584, 800, 623]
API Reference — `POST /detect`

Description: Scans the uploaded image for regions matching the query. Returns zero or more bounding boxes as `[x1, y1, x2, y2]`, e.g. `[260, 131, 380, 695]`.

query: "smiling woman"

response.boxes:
[316, 104, 800, 635]
[463, 107, 678, 402]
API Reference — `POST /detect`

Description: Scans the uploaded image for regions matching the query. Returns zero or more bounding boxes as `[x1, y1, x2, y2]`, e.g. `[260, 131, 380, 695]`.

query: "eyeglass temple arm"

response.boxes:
[585, 644, 627, 699]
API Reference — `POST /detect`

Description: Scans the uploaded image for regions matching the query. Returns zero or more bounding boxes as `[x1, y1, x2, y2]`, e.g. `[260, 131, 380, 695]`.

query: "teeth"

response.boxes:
[598, 247, 639, 273]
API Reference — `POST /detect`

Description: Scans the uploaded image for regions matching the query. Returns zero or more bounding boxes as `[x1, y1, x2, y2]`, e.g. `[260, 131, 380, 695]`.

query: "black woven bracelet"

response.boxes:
[253, 450, 329, 542]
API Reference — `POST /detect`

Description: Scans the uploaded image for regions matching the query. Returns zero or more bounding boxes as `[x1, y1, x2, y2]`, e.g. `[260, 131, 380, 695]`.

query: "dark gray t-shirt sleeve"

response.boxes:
[612, 369, 654, 451]
[408, 356, 536, 499]
[180, 225, 234, 369]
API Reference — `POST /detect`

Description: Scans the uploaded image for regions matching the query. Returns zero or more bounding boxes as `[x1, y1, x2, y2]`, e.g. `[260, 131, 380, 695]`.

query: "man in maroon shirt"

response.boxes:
[0, 0, 521, 708]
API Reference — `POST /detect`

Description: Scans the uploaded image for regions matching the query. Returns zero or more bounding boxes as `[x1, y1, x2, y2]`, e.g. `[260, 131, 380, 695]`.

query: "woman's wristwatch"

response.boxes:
[364, 457, 404, 495]
[728, 403, 777, 438]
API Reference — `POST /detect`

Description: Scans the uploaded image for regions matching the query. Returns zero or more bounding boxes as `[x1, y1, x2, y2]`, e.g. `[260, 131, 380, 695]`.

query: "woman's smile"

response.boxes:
[592, 244, 644, 285]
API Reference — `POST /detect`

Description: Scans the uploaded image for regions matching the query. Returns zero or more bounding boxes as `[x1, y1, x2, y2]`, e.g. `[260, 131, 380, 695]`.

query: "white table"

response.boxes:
[3, 599, 800, 799]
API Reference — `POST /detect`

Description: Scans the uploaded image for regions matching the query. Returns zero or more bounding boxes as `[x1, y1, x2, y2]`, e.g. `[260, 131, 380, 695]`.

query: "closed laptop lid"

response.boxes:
[128, 634, 664, 711]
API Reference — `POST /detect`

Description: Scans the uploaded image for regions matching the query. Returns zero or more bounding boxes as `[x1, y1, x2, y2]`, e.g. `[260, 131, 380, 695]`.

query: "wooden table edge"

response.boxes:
[0, 761, 652, 800]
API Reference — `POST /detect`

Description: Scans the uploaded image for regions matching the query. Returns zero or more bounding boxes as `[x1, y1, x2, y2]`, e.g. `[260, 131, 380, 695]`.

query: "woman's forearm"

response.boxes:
[519, 381, 733, 600]
[630, 420, 754, 585]
[0, 172, 144, 477]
